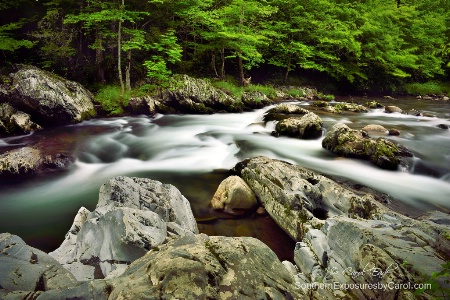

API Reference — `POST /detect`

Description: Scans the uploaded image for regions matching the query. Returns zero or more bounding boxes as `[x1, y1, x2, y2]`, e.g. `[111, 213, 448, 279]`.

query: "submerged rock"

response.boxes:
[49, 176, 199, 281]
[275, 112, 323, 139]
[211, 175, 257, 215]
[4, 65, 96, 125]
[322, 123, 413, 170]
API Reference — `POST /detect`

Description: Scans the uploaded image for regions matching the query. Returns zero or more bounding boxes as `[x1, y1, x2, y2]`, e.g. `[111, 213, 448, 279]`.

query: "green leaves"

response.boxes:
[0, 20, 34, 52]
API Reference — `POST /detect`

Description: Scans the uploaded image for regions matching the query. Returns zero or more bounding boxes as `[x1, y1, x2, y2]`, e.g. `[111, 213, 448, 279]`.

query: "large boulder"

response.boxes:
[233, 156, 450, 299]
[0, 146, 74, 176]
[232, 156, 381, 241]
[0, 233, 77, 294]
[210, 175, 258, 215]
[322, 123, 413, 170]
[275, 112, 323, 139]
[1, 234, 305, 299]
[241, 91, 272, 109]
[49, 176, 199, 281]
[107, 234, 305, 299]
[263, 103, 309, 122]
[0, 103, 41, 135]
[161, 75, 243, 113]
[4, 65, 96, 125]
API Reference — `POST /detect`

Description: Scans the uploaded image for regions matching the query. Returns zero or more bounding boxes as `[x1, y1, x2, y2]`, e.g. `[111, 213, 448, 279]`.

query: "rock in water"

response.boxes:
[275, 112, 323, 139]
[385, 105, 402, 113]
[7, 65, 96, 125]
[210, 175, 257, 214]
[0, 103, 41, 135]
[233, 156, 450, 300]
[0, 146, 74, 176]
[361, 124, 388, 135]
[322, 123, 412, 170]
[49, 176, 199, 281]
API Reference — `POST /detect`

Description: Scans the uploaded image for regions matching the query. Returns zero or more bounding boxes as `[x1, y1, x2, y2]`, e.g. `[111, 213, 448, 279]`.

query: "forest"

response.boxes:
[1, 0, 449, 95]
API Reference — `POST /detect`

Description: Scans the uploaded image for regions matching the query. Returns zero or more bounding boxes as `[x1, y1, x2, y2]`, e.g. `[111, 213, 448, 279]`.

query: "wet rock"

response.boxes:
[0, 233, 77, 293]
[407, 109, 422, 116]
[385, 105, 402, 113]
[388, 128, 401, 136]
[0, 146, 74, 176]
[322, 123, 413, 170]
[263, 103, 309, 122]
[365, 101, 384, 109]
[233, 156, 450, 300]
[211, 176, 257, 215]
[383, 95, 396, 100]
[0, 103, 41, 135]
[241, 91, 272, 109]
[335, 102, 368, 113]
[275, 112, 323, 139]
[161, 75, 243, 113]
[5, 65, 96, 125]
[232, 156, 381, 241]
[49, 176, 199, 281]
[361, 124, 388, 135]
[106, 234, 305, 299]
[437, 124, 449, 130]
[443, 96, 449, 101]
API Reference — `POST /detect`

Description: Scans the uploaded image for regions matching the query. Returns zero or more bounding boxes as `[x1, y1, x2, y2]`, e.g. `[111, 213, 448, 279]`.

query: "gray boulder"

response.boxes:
[49, 176, 199, 281]
[233, 156, 449, 300]
[241, 91, 272, 109]
[385, 105, 402, 113]
[322, 123, 413, 170]
[361, 124, 388, 135]
[263, 103, 309, 122]
[106, 234, 305, 299]
[0, 233, 77, 294]
[5, 65, 96, 125]
[210, 175, 258, 215]
[275, 112, 323, 139]
[0, 146, 74, 176]
[0, 103, 41, 135]
[161, 75, 243, 113]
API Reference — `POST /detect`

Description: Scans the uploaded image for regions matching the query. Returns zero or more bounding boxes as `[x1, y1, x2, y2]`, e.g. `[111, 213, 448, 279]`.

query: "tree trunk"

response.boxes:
[96, 32, 105, 83]
[220, 48, 225, 79]
[211, 53, 219, 77]
[125, 49, 131, 91]
[237, 52, 245, 86]
[117, 0, 125, 97]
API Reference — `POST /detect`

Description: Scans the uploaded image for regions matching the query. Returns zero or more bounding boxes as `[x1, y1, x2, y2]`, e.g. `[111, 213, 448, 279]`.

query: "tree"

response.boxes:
[198, 0, 276, 85]
[0, 20, 34, 55]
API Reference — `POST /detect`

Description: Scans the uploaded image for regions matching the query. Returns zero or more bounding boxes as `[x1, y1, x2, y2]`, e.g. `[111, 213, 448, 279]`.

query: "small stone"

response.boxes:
[385, 106, 402, 113]
[437, 124, 449, 130]
[256, 206, 267, 215]
[388, 129, 400, 136]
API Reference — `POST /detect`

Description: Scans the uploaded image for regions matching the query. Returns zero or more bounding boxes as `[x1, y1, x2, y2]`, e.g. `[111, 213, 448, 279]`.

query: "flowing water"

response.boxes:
[0, 96, 449, 260]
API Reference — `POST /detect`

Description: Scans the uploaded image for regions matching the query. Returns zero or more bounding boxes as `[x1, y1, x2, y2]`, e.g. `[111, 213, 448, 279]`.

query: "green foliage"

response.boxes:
[317, 92, 335, 101]
[95, 85, 130, 115]
[287, 88, 305, 98]
[414, 261, 450, 298]
[144, 30, 182, 84]
[404, 81, 450, 96]
[245, 84, 277, 98]
[0, 20, 34, 52]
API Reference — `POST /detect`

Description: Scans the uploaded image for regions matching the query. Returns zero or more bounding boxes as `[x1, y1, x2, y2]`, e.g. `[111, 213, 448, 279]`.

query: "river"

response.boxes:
[1, 96, 449, 260]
